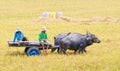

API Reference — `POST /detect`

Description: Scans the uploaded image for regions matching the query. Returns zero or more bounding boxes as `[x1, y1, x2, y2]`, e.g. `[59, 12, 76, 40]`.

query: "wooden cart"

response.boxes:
[8, 41, 58, 56]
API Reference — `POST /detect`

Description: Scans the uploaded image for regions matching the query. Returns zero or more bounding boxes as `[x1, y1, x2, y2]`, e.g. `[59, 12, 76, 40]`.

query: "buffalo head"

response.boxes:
[87, 31, 101, 43]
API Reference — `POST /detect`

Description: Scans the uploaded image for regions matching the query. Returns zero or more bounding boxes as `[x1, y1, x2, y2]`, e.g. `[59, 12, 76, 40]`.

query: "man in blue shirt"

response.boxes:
[13, 29, 24, 42]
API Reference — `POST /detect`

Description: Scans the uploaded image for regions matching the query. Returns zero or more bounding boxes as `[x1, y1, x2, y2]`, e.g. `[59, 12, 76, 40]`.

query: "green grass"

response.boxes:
[0, 0, 120, 71]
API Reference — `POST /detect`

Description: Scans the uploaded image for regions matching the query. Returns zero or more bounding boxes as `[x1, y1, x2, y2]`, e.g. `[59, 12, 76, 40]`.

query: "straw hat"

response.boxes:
[16, 28, 22, 32]
[42, 27, 47, 31]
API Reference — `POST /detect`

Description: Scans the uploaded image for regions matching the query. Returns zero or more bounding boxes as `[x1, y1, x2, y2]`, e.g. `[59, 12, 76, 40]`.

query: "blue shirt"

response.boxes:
[13, 32, 24, 42]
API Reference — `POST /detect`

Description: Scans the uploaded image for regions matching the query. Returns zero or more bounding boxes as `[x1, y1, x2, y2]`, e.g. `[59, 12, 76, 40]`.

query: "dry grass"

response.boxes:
[0, 0, 120, 71]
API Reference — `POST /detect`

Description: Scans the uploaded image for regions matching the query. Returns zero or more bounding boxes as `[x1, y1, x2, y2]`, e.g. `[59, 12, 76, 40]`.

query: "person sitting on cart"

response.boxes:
[38, 27, 50, 54]
[13, 29, 28, 42]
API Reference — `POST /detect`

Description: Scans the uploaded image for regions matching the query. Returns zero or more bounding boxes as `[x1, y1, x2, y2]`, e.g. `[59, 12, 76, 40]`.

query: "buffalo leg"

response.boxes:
[81, 48, 84, 54]
[74, 50, 77, 54]
[63, 45, 69, 55]
[84, 49, 86, 53]
[63, 46, 68, 55]
[82, 47, 86, 54]
[63, 49, 67, 55]
[78, 47, 82, 54]
[79, 47, 85, 54]
[57, 48, 59, 53]
[81, 50, 84, 54]
[58, 46, 63, 54]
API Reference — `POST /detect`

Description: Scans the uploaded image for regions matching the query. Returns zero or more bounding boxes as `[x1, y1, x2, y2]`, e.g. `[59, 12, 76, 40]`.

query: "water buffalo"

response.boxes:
[51, 32, 71, 53]
[58, 32, 101, 54]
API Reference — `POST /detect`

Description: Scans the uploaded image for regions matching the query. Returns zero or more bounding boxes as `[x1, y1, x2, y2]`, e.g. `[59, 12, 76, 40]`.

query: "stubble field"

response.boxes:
[0, 0, 120, 71]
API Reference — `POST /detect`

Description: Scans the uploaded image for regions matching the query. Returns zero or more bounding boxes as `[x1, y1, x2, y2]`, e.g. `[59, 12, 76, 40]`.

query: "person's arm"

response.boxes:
[21, 32, 24, 37]
[43, 33, 48, 42]
[45, 33, 48, 40]
[13, 33, 17, 42]
[39, 33, 43, 41]
[21, 32, 24, 40]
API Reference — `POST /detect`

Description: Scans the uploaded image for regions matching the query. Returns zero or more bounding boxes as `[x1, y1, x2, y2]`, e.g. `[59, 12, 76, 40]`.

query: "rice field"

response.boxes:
[0, 0, 120, 71]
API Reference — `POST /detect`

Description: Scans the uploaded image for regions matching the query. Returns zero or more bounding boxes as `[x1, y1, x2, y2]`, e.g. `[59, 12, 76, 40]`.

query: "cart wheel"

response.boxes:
[26, 47, 40, 56]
